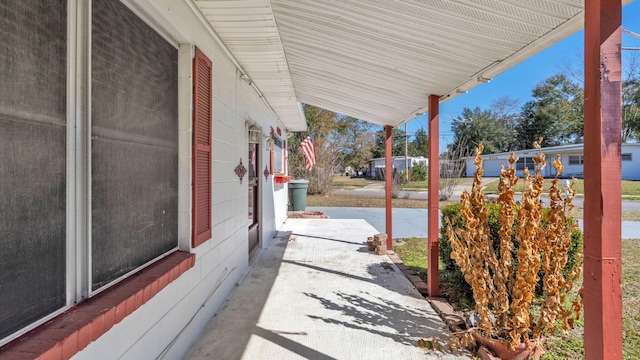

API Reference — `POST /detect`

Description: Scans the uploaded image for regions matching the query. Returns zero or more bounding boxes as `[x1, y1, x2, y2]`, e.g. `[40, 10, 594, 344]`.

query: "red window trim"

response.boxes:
[0, 252, 195, 359]
[192, 47, 212, 247]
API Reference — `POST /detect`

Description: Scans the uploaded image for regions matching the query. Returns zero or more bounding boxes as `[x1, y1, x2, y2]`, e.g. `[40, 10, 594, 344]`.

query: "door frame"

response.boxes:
[247, 125, 262, 255]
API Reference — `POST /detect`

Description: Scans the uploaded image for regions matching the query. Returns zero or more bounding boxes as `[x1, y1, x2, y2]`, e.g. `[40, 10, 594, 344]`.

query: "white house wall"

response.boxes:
[481, 157, 507, 178]
[73, 0, 288, 359]
[558, 154, 584, 179]
[622, 145, 640, 180]
[465, 154, 509, 178]
[368, 156, 428, 179]
[465, 145, 640, 180]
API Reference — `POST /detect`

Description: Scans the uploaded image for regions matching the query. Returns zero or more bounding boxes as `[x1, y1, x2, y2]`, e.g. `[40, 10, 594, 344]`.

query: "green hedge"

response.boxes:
[439, 203, 583, 297]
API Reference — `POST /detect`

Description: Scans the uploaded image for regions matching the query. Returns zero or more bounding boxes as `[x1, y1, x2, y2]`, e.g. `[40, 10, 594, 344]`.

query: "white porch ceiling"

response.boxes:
[192, 0, 606, 131]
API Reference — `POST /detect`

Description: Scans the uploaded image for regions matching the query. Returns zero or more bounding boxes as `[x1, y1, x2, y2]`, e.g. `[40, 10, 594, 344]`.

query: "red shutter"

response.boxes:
[192, 47, 212, 247]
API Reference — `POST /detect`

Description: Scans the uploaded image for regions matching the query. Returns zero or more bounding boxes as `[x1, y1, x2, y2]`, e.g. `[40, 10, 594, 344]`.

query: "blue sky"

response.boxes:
[405, 1, 640, 151]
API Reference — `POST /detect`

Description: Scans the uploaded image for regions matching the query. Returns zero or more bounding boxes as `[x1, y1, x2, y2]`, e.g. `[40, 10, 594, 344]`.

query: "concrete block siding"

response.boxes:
[0, 0, 294, 358]
[80, 1, 285, 358]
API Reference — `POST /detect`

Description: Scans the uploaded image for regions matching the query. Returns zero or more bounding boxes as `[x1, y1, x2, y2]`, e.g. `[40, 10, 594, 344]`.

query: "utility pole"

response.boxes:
[404, 123, 409, 181]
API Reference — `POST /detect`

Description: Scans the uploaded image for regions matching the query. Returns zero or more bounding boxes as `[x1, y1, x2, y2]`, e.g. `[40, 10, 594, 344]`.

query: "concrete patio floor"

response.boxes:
[184, 219, 470, 360]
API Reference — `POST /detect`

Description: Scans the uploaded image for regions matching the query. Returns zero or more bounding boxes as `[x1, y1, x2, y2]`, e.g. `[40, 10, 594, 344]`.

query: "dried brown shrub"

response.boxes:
[446, 140, 583, 350]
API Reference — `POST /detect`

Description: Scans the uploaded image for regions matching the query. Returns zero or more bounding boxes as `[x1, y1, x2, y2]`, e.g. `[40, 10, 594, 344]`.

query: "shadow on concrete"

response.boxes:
[281, 259, 377, 285]
[291, 232, 365, 246]
[304, 291, 448, 347]
[253, 326, 337, 360]
[185, 231, 341, 360]
[186, 219, 467, 359]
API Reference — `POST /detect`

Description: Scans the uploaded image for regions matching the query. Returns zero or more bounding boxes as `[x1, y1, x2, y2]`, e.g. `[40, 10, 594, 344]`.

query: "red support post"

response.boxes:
[583, 1, 623, 359]
[384, 125, 393, 250]
[427, 94, 440, 297]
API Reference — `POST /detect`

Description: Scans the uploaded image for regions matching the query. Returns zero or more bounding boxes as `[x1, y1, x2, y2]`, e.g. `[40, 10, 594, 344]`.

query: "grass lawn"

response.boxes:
[569, 208, 640, 222]
[331, 175, 467, 191]
[400, 180, 429, 189]
[393, 238, 640, 359]
[482, 178, 583, 195]
[393, 238, 474, 312]
[330, 175, 375, 189]
[397, 178, 467, 190]
[622, 239, 640, 359]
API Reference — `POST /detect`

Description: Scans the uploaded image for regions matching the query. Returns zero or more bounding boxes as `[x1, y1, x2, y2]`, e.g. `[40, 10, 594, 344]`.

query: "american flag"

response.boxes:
[300, 135, 316, 171]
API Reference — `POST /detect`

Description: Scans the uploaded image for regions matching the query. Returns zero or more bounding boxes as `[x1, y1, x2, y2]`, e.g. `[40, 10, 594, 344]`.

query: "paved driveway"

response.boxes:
[309, 207, 640, 240]
[333, 178, 640, 211]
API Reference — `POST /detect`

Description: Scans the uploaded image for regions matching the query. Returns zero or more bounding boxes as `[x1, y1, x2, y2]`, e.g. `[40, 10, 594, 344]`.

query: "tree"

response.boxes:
[340, 117, 376, 170]
[371, 127, 405, 158]
[287, 106, 382, 194]
[449, 106, 515, 155]
[564, 51, 640, 143]
[409, 127, 429, 157]
[515, 74, 583, 149]
[623, 77, 640, 142]
[492, 96, 521, 132]
[288, 105, 344, 195]
[439, 137, 471, 200]
[622, 53, 640, 142]
[491, 96, 521, 119]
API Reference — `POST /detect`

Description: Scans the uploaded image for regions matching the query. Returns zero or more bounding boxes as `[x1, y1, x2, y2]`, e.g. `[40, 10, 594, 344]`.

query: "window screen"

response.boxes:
[0, 0, 67, 340]
[568, 155, 583, 165]
[516, 157, 534, 171]
[274, 137, 284, 173]
[91, 0, 178, 290]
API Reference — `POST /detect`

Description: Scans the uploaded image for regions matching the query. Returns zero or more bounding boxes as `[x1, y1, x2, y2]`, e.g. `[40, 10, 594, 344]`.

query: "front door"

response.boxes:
[248, 143, 260, 254]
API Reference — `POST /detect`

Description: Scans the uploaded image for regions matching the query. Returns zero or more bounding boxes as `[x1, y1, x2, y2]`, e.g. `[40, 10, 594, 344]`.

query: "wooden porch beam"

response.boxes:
[583, 1, 623, 359]
[385, 125, 393, 250]
[427, 94, 440, 297]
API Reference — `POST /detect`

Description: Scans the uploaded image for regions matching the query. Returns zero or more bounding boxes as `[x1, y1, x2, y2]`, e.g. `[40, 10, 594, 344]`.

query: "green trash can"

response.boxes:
[288, 180, 309, 211]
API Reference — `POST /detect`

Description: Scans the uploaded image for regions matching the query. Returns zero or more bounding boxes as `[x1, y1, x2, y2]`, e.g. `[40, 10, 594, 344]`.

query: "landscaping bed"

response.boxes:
[393, 237, 640, 359]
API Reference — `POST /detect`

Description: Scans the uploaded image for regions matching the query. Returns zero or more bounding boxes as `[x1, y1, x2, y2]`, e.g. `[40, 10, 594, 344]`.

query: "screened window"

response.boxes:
[274, 137, 284, 173]
[516, 157, 535, 171]
[0, 0, 182, 345]
[568, 155, 584, 165]
[91, 0, 179, 291]
[622, 153, 632, 161]
[0, 0, 67, 342]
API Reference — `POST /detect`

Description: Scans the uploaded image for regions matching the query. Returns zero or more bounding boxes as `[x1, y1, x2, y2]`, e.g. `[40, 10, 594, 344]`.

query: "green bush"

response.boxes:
[409, 161, 427, 181]
[439, 203, 464, 271]
[439, 203, 583, 299]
